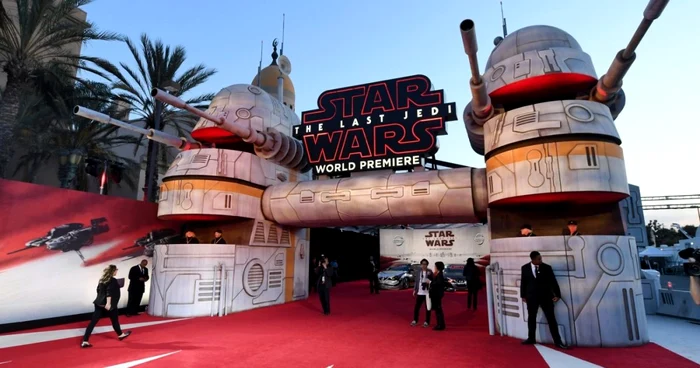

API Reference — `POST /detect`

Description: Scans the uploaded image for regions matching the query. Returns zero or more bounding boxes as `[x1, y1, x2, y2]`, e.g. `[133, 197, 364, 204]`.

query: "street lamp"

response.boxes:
[58, 148, 84, 189]
[144, 80, 181, 202]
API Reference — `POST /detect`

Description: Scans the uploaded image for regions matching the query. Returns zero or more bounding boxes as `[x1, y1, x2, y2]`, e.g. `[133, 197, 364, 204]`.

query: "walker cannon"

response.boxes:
[73, 106, 204, 151]
[590, 0, 669, 118]
[151, 87, 310, 173]
[460, 19, 495, 154]
[460, 19, 494, 124]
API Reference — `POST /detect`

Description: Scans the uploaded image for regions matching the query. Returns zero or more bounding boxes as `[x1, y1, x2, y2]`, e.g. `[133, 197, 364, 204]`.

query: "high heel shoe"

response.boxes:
[118, 331, 132, 341]
[80, 341, 92, 348]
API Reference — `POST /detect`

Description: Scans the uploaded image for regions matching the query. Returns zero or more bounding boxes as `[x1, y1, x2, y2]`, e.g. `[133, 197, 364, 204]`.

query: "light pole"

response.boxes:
[58, 148, 85, 189]
[144, 80, 180, 202]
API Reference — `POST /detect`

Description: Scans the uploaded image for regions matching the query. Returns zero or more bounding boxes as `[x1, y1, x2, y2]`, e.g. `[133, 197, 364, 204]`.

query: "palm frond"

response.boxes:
[101, 33, 217, 137]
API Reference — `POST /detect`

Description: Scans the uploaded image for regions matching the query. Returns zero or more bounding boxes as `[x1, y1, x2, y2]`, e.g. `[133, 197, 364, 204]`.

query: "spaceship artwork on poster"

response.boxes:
[73, 0, 669, 348]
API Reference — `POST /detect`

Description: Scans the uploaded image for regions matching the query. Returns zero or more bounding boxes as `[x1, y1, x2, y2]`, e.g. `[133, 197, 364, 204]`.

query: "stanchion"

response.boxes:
[218, 263, 225, 317]
[211, 264, 218, 317]
[485, 265, 495, 335]
[498, 268, 505, 336]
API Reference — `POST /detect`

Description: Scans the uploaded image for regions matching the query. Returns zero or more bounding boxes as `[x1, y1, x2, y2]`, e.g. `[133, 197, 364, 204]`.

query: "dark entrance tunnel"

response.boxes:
[309, 228, 379, 283]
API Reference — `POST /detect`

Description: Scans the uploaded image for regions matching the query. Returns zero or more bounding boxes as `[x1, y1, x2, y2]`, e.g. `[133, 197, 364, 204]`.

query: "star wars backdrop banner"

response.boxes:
[0, 179, 182, 325]
[379, 225, 490, 268]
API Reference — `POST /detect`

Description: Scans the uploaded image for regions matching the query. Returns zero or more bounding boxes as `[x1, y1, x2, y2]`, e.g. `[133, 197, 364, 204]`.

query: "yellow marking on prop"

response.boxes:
[486, 141, 624, 170]
[160, 179, 264, 198]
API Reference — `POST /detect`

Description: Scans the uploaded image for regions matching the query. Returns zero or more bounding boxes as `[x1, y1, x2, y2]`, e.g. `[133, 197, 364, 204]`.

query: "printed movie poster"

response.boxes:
[0, 179, 182, 325]
[379, 227, 491, 281]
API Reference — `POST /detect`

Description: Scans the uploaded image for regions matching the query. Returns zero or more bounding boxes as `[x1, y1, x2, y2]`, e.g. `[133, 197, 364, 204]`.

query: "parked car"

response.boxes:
[378, 262, 418, 290]
[444, 263, 467, 291]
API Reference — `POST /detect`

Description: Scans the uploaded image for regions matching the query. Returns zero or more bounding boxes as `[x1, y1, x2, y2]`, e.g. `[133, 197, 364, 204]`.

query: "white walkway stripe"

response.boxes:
[104, 350, 181, 368]
[0, 319, 188, 349]
[535, 344, 602, 368]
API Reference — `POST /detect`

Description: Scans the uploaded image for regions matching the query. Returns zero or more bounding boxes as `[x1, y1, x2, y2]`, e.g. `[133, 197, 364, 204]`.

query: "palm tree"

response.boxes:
[0, 0, 122, 178]
[108, 34, 217, 177]
[12, 81, 141, 190]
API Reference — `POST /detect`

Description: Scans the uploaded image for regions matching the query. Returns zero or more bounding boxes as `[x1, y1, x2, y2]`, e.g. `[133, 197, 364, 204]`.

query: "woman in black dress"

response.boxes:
[463, 258, 482, 311]
[81, 265, 131, 348]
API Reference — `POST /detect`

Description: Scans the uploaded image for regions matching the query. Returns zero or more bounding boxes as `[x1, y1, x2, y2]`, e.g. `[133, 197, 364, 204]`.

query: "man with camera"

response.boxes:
[411, 259, 433, 328]
[316, 257, 334, 315]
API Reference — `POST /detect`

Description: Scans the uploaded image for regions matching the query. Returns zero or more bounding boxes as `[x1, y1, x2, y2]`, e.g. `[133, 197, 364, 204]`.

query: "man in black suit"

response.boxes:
[126, 259, 149, 316]
[211, 229, 226, 244]
[369, 256, 380, 294]
[316, 257, 333, 315]
[520, 251, 568, 349]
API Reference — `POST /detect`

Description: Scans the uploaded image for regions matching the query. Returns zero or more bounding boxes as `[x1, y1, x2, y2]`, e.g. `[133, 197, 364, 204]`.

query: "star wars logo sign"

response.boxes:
[425, 230, 455, 247]
[294, 75, 457, 175]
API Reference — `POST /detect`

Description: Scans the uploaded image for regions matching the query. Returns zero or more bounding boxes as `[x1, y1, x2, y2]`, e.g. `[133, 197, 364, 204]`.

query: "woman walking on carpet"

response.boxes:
[81, 265, 132, 348]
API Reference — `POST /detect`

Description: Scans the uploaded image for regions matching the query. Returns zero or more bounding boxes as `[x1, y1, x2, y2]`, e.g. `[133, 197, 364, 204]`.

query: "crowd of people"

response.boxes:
[82, 224, 579, 348]
[310, 255, 483, 333]
[308, 221, 578, 349]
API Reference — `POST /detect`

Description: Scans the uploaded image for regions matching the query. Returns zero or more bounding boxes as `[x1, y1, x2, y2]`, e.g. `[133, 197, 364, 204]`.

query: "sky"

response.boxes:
[80, 0, 700, 228]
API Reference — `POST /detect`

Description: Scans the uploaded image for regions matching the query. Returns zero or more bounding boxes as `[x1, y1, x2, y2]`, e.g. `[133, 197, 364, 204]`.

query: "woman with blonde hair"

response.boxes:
[81, 265, 131, 348]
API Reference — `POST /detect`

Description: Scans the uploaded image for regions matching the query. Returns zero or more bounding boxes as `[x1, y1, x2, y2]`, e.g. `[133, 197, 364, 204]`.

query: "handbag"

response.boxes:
[93, 283, 107, 307]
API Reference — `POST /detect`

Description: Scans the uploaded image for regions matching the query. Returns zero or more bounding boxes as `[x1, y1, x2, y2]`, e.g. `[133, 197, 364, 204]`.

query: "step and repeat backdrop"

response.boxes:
[379, 225, 490, 269]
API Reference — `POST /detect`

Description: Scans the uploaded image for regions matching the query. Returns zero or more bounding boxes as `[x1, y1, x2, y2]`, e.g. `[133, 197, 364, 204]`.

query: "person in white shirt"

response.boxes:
[411, 259, 433, 327]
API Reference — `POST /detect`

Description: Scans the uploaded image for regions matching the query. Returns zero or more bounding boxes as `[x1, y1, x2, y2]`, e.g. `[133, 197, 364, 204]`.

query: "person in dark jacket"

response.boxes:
[211, 229, 226, 244]
[316, 257, 334, 315]
[463, 258, 482, 311]
[411, 259, 433, 327]
[430, 261, 446, 330]
[520, 251, 568, 349]
[562, 220, 581, 236]
[126, 259, 149, 316]
[184, 231, 199, 244]
[81, 265, 131, 348]
[369, 256, 380, 294]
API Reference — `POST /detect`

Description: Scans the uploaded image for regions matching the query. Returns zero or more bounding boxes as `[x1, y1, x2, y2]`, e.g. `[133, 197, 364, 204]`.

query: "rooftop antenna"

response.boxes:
[280, 13, 286, 56]
[257, 40, 263, 87]
[500, 1, 508, 38]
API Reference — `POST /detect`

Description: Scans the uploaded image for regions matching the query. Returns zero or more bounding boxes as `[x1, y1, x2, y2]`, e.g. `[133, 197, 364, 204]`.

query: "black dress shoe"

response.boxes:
[118, 331, 132, 341]
[555, 343, 569, 349]
[432, 326, 445, 331]
[521, 339, 536, 345]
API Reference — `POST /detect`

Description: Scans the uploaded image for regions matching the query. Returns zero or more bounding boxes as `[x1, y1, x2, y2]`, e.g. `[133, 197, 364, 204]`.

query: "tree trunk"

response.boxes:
[0, 79, 22, 178]
[21, 160, 40, 183]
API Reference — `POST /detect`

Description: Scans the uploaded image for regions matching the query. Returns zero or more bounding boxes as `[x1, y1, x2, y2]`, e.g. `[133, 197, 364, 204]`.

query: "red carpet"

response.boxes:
[1, 282, 696, 367]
